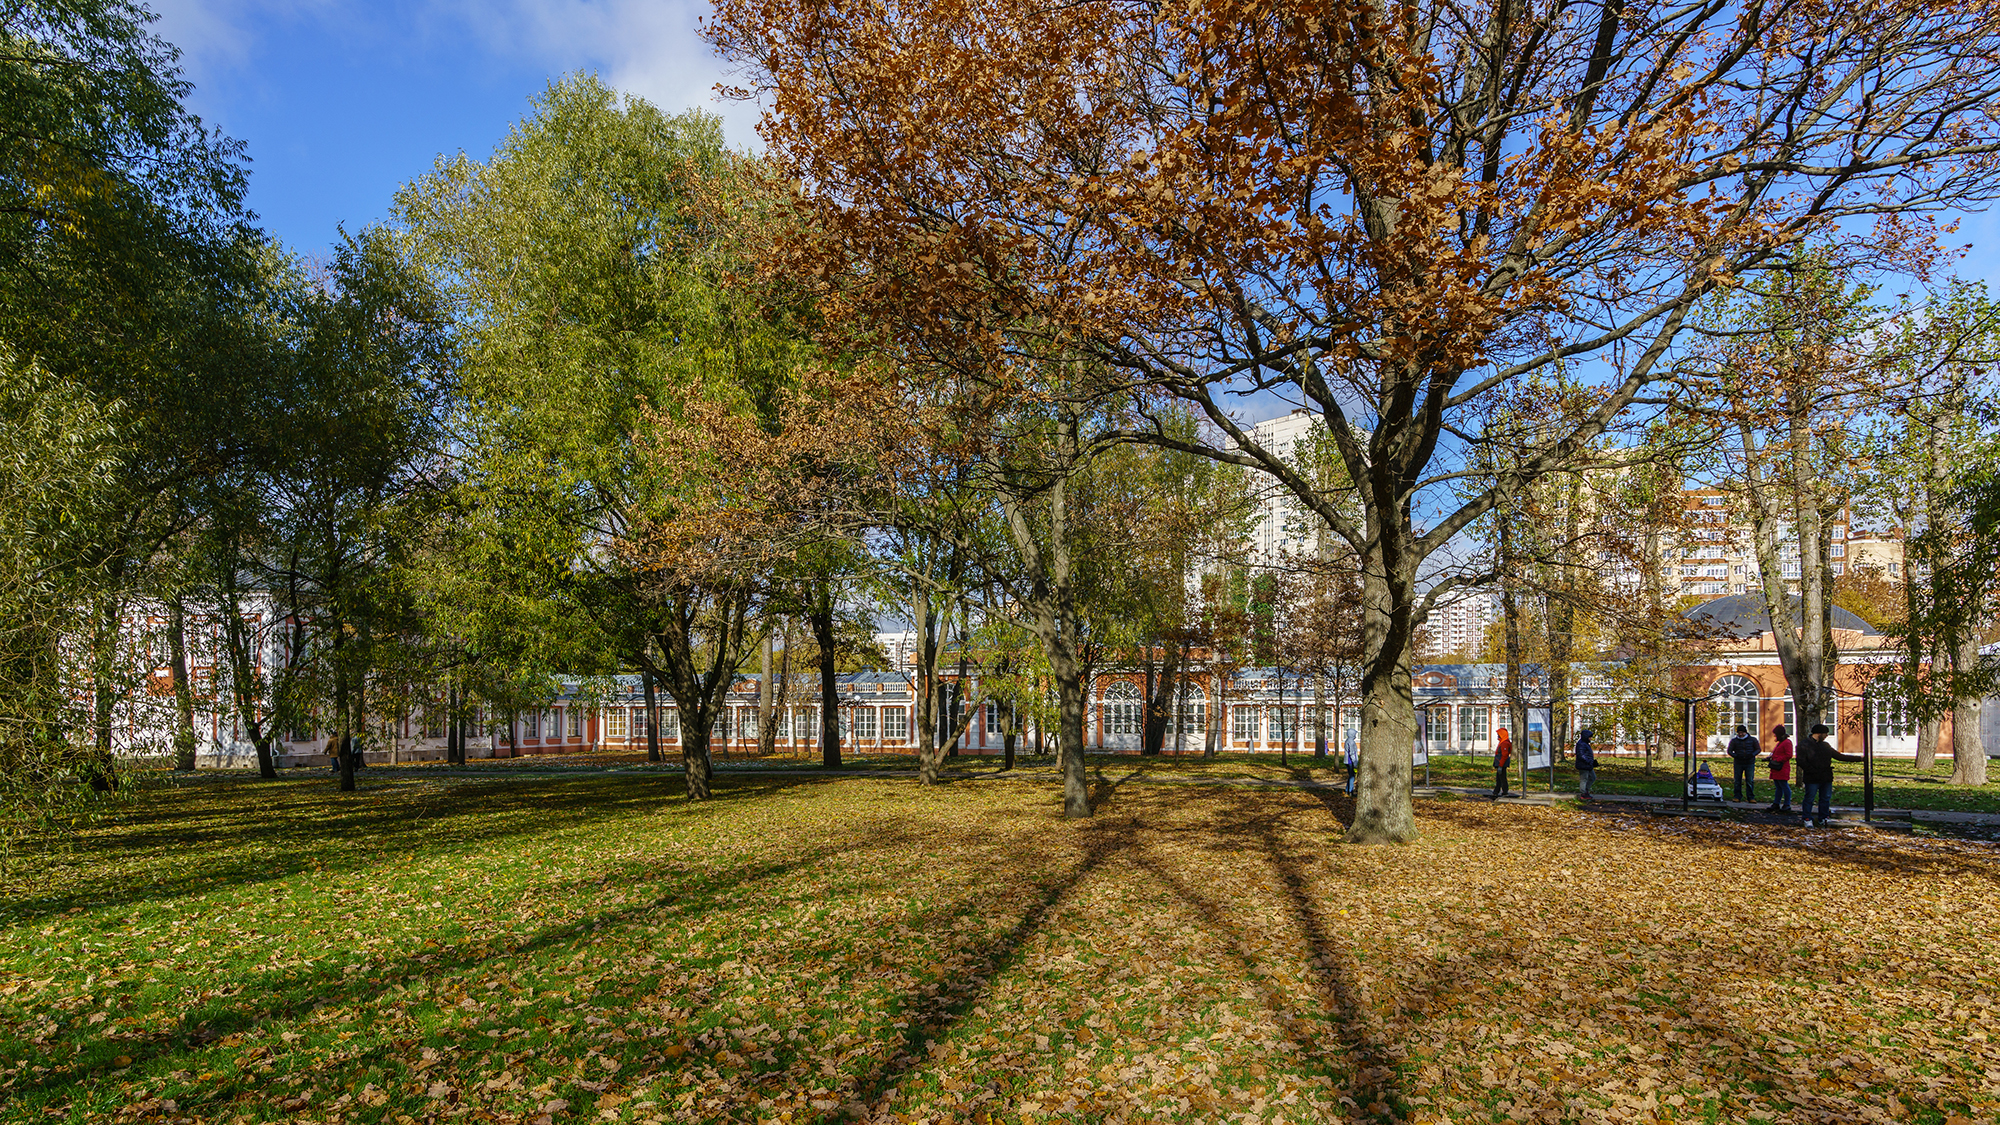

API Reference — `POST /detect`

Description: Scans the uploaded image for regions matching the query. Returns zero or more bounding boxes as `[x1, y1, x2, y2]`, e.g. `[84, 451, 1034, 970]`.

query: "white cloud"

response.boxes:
[457, 0, 764, 150]
[146, 0, 764, 150]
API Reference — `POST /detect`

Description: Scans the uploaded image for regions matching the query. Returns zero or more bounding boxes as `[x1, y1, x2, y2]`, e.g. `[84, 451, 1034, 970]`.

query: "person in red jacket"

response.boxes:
[1763, 724, 1794, 814]
[1491, 727, 1513, 799]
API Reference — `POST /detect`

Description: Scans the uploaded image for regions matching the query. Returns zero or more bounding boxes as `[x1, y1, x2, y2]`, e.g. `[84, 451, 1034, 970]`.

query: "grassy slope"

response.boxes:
[4, 771, 1997, 1124]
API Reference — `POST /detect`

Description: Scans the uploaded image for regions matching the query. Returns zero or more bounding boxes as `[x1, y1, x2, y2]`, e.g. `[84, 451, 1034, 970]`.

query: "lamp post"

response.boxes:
[1634, 685, 1733, 812]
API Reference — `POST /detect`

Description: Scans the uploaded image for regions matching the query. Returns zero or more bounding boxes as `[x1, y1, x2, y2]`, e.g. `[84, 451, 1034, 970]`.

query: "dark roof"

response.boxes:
[1684, 593, 1878, 638]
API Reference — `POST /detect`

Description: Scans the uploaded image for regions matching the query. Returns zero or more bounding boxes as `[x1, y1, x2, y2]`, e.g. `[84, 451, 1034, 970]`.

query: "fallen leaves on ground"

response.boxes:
[2, 770, 1997, 1124]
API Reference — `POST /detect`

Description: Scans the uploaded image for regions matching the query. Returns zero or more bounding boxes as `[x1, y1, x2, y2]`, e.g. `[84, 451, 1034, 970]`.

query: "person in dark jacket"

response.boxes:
[1725, 725, 1760, 802]
[1795, 722, 1862, 827]
[1574, 728, 1599, 799]
[1491, 728, 1513, 799]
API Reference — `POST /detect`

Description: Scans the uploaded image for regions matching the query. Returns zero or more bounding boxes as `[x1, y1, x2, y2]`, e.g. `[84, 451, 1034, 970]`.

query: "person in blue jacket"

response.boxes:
[1574, 728, 1599, 799]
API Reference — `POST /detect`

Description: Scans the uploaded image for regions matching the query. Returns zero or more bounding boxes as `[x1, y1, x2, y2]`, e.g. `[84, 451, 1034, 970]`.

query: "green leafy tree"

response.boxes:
[395, 76, 806, 800]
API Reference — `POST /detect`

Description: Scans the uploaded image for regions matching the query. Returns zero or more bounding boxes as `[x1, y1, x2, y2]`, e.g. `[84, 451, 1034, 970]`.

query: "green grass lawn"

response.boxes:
[8, 770, 1996, 1124]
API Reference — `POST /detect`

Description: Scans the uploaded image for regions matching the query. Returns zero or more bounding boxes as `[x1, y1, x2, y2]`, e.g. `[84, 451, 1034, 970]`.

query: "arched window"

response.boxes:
[1104, 680, 1144, 736]
[1711, 674, 1759, 737]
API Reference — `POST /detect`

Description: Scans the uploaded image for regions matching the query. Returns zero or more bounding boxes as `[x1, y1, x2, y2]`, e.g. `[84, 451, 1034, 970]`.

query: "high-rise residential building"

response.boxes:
[1244, 409, 1326, 568]
[1672, 489, 1903, 599]
[1419, 591, 1501, 658]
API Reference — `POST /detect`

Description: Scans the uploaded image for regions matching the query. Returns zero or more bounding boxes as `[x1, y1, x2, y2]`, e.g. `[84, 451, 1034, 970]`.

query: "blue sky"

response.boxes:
[150, 0, 759, 259]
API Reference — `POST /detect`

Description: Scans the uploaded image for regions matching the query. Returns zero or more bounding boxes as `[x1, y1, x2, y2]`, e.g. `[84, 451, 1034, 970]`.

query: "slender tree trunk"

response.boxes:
[88, 592, 121, 790]
[1002, 697, 1017, 769]
[168, 598, 198, 770]
[758, 637, 778, 757]
[812, 592, 842, 768]
[1142, 644, 1179, 755]
[1313, 673, 1327, 759]
[642, 667, 662, 764]
[246, 718, 275, 778]
[1547, 597, 1574, 762]
[1500, 523, 1529, 780]
[1208, 662, 1226, 758]
[997, 419, 1092, 818]
[331, 624, 357, 791]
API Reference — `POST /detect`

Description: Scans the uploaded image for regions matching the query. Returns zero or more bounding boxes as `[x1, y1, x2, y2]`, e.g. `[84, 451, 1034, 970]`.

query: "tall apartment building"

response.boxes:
[1245, 409, 1326, 568]
[1419, 591, 1502, 659]
[1674, 489, 1904, 599]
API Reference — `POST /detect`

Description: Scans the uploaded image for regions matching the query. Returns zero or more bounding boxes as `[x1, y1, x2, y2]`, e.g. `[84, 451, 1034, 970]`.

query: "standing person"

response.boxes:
[1763, 724, 1794, 815]
[1726, 724, 1760, 803]
[1342, 728, 1358, 796]
[1574, 727, 1599, 799]
[1491, 727, 1513, 799]
[1795, 722, 1863, 828]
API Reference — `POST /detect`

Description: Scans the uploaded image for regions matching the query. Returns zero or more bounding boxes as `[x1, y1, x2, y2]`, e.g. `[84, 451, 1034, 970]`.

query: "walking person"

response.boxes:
[1491, 727, 1513, 799]
[1574, 727, 1599, 799]
[1763, 724, 1794, 814]
[1726, 724, 1760, 803]
[1796, 722, 1862, 828]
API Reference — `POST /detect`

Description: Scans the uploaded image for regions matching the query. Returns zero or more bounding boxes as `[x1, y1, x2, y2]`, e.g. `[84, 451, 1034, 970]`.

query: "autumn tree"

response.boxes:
[711, 0, 2000, 842]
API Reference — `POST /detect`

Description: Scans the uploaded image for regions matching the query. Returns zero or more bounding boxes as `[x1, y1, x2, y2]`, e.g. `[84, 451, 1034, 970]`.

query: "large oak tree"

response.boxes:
[712, 0, 2000, 839]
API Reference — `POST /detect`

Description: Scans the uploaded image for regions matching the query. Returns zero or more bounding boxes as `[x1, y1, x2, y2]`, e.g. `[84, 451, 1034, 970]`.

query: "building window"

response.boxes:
[744, 709, 760, 740]
[1427, 705, 1451, 746]
[1830, 543, 1845, 558]
[1711, 674, 1759, 737]
[568, 709, 582, 737]
[855, 708, 878, 739]
[1458, 705, 1489, 742]
[524, 711, 539, 738]
[776, 709, 791, 738]
[606, 710, 628, 740]
[1270, 706, 1299, 742]
[795, 707, 815, 738]
[662, 708, 679, 738]
[1103, 681, 1143, 736]
[984, 701, 998, 734]
[1870, 695, 1912, 739]
[1233, 705, 1259, 741]
[883, 708, 909, 741]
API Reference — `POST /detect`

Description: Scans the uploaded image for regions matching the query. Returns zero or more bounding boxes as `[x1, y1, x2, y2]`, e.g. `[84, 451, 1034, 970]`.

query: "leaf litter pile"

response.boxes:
[3, 772, 1997, 1124]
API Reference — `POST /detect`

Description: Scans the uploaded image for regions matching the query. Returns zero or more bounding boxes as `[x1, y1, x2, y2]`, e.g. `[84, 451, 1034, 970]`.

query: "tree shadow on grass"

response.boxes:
[15, 800, 989, 1119]
[2, 771, 849, 926]
[1490, 797, 2000, 886]
[1120, 785, 1524, 1120]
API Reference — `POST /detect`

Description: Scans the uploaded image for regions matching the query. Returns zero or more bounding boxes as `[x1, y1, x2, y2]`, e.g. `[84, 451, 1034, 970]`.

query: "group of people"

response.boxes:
[1724, 722, 1861, 826]
[1487, 725, 1602, 800]
[1485, 720, 1857, 827]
